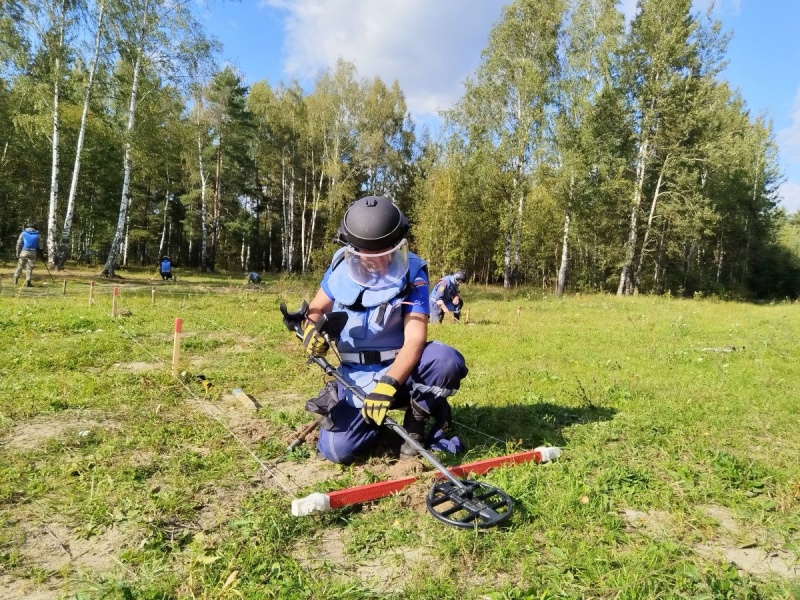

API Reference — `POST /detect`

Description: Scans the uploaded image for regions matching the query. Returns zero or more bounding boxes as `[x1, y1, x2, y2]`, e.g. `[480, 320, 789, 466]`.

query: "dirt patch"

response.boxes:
[620, 508, 675, 538]
[1, 413, 119, 451]
[0, 576, 64, 600]
[113, 361, 163, 373]
[620, 504, 800, 580]
[291, 526, 432, 595]
[18, 521, 130, 573]
[694, 505, 799, 579]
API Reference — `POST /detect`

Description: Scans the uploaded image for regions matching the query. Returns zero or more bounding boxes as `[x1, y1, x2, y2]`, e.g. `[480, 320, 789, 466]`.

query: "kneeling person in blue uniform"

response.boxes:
[430, 270, 466, 323]
[301, 196, 468, 464]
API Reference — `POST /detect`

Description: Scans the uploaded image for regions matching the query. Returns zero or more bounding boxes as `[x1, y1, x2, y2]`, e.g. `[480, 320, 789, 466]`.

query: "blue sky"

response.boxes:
[202, 0, 800, 213]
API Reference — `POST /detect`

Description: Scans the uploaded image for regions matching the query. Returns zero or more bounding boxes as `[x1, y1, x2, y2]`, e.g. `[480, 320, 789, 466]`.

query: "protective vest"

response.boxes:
[325, 248, 427, 406]
[430, 275, 457, 302]
[21, 230, 39, 251]
[161, 259, 171, 272]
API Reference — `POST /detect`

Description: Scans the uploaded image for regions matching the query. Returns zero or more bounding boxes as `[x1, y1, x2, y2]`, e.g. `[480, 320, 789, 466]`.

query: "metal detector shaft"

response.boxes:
[39, 251, 55, 283]
[306, 350, 467, 490]
[382, 417, 465, 489]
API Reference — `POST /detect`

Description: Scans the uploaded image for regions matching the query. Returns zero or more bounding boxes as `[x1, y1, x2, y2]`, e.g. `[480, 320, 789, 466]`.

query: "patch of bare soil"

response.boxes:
[0, 520, 136, 600]
[1, 412, 119, 451]
[620, 504, 800, 580]
[112, 360, 163, 373]
[18, 522, 130, 573]
[621, 508, 675, 538]
[291, 526, 433, 595]
[0, 576, 64, 600]
[694, 505, 799, 579]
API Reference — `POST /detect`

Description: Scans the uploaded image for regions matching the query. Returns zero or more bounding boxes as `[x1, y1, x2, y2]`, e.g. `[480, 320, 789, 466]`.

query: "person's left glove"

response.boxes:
[302, 320, 329, 357]
[361, 376, 397, 426]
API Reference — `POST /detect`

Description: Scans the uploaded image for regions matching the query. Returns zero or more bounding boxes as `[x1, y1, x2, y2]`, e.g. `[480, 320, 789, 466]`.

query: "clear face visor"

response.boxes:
[344, 239, 409, 289]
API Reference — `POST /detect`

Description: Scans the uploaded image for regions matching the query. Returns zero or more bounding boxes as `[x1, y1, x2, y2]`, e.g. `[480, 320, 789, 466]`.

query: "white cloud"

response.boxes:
[778, 181, 800, 214]
[263, 0, 505, 118]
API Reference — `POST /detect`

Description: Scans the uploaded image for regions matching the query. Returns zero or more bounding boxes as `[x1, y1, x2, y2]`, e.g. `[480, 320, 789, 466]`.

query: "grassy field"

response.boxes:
[1, 266, 799, 599]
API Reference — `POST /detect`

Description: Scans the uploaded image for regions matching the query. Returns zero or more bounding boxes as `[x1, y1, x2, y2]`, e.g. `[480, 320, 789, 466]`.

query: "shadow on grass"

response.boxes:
[452, 401, 617, 452]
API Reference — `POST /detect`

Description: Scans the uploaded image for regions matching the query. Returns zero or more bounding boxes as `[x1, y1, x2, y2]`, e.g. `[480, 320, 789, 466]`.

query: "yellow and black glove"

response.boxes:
[361, 376, 398, 426]
[302, 320, 329, 357]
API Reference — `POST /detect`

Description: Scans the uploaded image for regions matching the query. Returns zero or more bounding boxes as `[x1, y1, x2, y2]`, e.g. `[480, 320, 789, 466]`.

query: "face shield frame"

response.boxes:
[343, 238, 410, 289]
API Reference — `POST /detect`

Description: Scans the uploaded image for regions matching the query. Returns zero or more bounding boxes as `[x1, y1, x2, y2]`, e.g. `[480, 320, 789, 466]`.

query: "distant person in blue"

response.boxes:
[429, 270, 466, 323]
[159, 256, 173, 280]
[247, 272, 262, 284]
[292, 196, 468, 464]
[14, 222, 41, 287]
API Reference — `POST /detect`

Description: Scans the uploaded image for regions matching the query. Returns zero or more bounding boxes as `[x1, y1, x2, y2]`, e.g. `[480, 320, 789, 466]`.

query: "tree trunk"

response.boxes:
[56, 0, 104, 269]
[101, 36, 143, 278]
[158, 193, 169, 258]
[617, 137, 649, 295]
[210, 139, 222, 271]
[633, 156, 667, 293]
[47, 48, 62, 268]
[502, 229, 513, 289]
[556, 207, 571, 297]
[198, 138, 209, 272]
[122, 214, 129, 266]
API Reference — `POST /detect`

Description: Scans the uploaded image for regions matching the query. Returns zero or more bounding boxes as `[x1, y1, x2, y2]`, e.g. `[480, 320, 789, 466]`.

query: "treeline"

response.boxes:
[0, 0, 798, 297]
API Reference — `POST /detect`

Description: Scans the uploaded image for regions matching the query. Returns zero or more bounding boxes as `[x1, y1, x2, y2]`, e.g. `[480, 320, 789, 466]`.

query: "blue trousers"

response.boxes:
[317, 341, 468, 464]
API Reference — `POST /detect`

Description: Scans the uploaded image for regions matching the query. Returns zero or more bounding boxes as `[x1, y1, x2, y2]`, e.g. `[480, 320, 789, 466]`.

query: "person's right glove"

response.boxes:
[361, 377, 397, 426]
[302, 320, 329, 357]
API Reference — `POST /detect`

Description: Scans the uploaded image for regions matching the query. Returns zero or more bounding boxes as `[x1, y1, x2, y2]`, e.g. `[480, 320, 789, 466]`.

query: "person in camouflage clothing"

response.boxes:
[14, 222, 41, 287]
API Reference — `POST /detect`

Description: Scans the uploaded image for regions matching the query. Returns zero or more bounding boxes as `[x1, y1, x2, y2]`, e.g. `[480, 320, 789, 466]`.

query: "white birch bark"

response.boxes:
[633, 156, 667, 293]
[617, 136, 649, 295]
[46, 7, 65, 268]
[101, 32, 143, 277]
[556, 207, 571, 297]
[157, 192, 169, 257]
[56, 0, 105, 268]
[198, 137, 209, 271]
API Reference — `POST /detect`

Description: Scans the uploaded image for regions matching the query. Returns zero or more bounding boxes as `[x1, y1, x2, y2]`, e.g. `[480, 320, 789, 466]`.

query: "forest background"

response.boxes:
[2, 0, 800, 299]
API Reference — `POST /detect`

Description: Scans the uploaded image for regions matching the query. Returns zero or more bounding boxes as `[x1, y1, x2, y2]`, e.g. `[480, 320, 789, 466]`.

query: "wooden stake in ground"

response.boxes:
[62, 280, 67, 297]
[172, 318, 182, 378]
[232, 388, 261, 410]
[111, 287, 119, 318]
[151, 287, 155, 306]
[89, 281, 94, 306]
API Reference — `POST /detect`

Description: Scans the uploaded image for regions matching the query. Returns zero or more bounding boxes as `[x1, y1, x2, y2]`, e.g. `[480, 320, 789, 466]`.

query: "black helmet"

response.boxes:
[338, 196, 409, 251]
[26, 221, 37, 229]
[453, 270, 466, 283]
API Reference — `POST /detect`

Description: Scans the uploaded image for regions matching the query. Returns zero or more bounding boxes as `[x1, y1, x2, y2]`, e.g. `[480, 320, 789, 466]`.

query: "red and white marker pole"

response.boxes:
[171, 318, 182, 377]
[291, 447, 561, 517]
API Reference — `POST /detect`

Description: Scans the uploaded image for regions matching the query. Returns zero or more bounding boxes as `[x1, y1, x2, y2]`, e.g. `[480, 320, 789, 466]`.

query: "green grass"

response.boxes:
[1, 266, 799, 599]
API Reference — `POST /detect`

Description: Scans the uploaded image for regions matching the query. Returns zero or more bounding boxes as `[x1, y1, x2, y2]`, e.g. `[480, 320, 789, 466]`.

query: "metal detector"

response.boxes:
[38, 250, 56, 283]
[280, 302, 514, 529]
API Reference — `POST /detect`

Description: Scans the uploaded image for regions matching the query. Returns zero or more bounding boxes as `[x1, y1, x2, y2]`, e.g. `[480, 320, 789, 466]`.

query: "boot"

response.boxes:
[25, 280, 32, 287]
[14, 276, 18, 286]
[400, 412, 426, 459]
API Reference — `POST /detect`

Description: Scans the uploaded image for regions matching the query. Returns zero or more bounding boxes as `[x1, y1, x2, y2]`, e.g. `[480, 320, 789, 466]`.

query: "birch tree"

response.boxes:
[449, 0, 564, 287]
[554, 0, 623, 295]
[55, 0, 107, 268]
[616, 0, 725, 294]
[101, 0, 213, 277]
